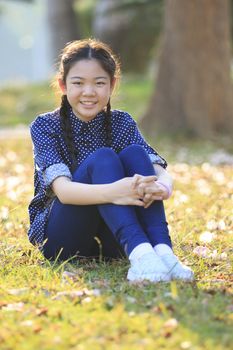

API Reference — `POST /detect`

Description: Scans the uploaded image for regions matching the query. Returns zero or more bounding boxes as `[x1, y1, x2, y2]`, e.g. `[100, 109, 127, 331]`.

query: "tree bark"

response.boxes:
[46, 0, 80, 66]
[141, 0, 233, 138]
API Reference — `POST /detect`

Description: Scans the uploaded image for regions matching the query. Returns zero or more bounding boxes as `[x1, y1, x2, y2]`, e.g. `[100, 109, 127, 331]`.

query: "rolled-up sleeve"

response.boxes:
[44, 163, 72, 187]
[31, 116, 72, 194]
[125, 113, 167, 168]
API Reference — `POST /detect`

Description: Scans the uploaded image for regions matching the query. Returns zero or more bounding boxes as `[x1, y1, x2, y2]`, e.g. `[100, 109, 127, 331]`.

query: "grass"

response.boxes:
[0, 136, 232, 349]
[0, 82, 56, 127]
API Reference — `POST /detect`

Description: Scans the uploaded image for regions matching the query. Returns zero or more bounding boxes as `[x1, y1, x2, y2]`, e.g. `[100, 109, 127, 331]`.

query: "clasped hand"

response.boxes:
[131, 174, 168, 208]
[112, 174, 168, 208]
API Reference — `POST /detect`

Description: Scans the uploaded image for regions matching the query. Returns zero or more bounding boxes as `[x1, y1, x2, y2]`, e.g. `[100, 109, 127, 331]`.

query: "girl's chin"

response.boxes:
[73, 105, 104, 121]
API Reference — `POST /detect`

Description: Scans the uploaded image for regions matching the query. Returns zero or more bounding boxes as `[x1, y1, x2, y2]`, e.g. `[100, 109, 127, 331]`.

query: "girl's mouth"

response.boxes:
[80, 101, 97, 106]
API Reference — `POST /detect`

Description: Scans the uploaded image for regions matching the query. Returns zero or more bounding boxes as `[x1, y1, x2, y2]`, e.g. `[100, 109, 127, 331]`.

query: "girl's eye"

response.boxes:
[97, 81, 105, 86]
[73, 82, 82, 85]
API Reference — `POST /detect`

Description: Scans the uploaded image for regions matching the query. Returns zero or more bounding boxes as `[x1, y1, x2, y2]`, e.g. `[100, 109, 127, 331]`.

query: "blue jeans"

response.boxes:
[43, 145, 171, 261]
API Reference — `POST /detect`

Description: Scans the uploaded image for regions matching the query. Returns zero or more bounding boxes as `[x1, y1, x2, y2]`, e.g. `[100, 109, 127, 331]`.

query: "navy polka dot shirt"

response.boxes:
[28, 108, 167, 248]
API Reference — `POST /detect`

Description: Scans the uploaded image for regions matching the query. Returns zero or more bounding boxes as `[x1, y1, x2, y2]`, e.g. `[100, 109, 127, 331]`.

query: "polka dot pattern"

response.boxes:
[28, 108, 167, 248]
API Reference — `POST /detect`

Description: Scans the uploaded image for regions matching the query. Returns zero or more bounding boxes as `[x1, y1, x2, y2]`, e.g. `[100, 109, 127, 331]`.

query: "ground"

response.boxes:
[0, 133, 232, 350]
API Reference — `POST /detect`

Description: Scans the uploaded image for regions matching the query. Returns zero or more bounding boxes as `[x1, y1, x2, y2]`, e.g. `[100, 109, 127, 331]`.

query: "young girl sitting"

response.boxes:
[28, 38, 194, 283]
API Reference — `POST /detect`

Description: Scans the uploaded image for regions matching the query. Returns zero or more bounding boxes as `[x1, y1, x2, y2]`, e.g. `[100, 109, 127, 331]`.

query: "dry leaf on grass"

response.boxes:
[2, 302, 24, 311]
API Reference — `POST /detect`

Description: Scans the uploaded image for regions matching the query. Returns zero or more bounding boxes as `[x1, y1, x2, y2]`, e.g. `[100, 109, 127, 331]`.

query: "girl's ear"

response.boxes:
[58, 79, 67, 94]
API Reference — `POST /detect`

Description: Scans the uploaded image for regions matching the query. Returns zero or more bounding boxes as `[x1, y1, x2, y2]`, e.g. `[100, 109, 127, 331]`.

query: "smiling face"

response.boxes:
[59, 59, 115, 122]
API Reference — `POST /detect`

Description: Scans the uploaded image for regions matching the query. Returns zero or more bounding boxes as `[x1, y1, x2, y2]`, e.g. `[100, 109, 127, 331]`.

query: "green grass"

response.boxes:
[0, 137, 232, 349]
[0, 83, 56, 127]
[112, 75, 154, 119]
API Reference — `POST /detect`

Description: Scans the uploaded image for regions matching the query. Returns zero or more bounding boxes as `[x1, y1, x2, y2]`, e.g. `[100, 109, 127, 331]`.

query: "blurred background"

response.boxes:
[0, 0, 233, 151]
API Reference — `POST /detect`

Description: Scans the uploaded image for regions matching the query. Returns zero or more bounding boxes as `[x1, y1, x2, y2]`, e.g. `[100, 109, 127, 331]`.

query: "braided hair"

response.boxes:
[55, 39, 120, 173]
[105, 100, 112, 147]
[59, 95, 77, 172]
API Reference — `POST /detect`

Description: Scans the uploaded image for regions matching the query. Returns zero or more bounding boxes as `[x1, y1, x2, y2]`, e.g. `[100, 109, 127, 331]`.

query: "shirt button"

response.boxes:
[81, 125, 88, 133]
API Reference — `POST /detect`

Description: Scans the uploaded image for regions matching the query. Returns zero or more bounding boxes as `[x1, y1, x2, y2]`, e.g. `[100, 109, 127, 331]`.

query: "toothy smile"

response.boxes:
[80, 101, 97, 105]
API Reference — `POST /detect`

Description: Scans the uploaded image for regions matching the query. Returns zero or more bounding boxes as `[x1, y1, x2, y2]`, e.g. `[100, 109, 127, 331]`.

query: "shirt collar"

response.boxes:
[68, 108, 105, 135]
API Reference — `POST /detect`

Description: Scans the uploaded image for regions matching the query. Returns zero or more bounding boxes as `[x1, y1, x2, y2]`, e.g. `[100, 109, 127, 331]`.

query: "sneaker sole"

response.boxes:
[170, 273, 195, 282]
[127, 270, 170, 283]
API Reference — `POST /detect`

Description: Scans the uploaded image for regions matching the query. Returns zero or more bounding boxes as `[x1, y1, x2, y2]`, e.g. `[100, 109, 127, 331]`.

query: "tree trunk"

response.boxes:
[46, 0, 80, 66]
[141, 0, 233, 138]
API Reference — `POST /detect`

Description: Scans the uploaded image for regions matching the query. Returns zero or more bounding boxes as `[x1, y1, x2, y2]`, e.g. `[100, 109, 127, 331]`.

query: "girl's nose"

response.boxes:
[82, 85, 95, 96]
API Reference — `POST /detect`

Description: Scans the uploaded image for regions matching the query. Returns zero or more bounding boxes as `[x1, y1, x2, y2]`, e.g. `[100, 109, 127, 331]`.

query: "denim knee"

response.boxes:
[119, 145, 154, 176]
[89, 147, 119, 167]
[119, 144, 148, 158]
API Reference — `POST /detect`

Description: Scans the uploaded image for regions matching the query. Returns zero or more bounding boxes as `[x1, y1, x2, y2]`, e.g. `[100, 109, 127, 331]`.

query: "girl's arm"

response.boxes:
[52, 177, 111, 205]
[51, 175, 157, 207]
[153, 164, 173, 198]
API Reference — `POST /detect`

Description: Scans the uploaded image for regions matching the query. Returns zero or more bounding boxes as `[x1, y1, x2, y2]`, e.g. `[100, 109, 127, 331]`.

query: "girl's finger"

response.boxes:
[144, 193, 152, 201]
[138, 175, 157, 184]
[132, 199, 145, 207]
[144, 185, 164, 195]
[144, 200, 154, 209]
[131, 174, 142, 189]
[153, 196, 163, 201]
[137, 183, 145, 197]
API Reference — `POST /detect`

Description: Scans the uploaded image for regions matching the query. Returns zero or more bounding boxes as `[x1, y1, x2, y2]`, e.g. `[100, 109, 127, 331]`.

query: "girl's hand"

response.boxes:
[145, 182, 170, 208]
[110, 174, 157, 206]
[133, 178, 170, 208]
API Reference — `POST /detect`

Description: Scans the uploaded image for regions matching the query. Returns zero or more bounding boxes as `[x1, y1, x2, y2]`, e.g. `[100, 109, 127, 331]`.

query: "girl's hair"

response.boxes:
[56, 38, 121, 173]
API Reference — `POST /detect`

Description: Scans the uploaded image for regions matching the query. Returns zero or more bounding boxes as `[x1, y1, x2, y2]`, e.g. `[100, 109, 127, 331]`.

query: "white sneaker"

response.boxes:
[127, 252, 171, 283]
[160, 254, 194, 281]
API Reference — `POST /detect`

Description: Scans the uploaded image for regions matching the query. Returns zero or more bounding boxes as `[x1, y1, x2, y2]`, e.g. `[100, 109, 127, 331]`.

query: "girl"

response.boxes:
[28, 39, 194, 283]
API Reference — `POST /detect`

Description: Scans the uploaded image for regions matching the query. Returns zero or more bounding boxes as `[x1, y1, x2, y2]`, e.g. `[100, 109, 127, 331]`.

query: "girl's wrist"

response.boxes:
[103, 183, 114, 203]
[156, 181, 173, 199]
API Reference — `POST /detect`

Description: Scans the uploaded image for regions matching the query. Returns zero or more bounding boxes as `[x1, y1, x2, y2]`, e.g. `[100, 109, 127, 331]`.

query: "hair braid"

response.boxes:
[105, 100, 112, 147]
[60, 95, 77, 173]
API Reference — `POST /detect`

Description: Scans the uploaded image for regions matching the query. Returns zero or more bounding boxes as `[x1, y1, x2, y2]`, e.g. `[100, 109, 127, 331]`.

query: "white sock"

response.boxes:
[154, 244, 173, 256]
[129, 243, 154, 262]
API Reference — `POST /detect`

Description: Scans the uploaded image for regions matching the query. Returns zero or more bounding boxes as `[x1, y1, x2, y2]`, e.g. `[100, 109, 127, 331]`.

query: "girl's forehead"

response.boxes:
[67, 59, 110, 78]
